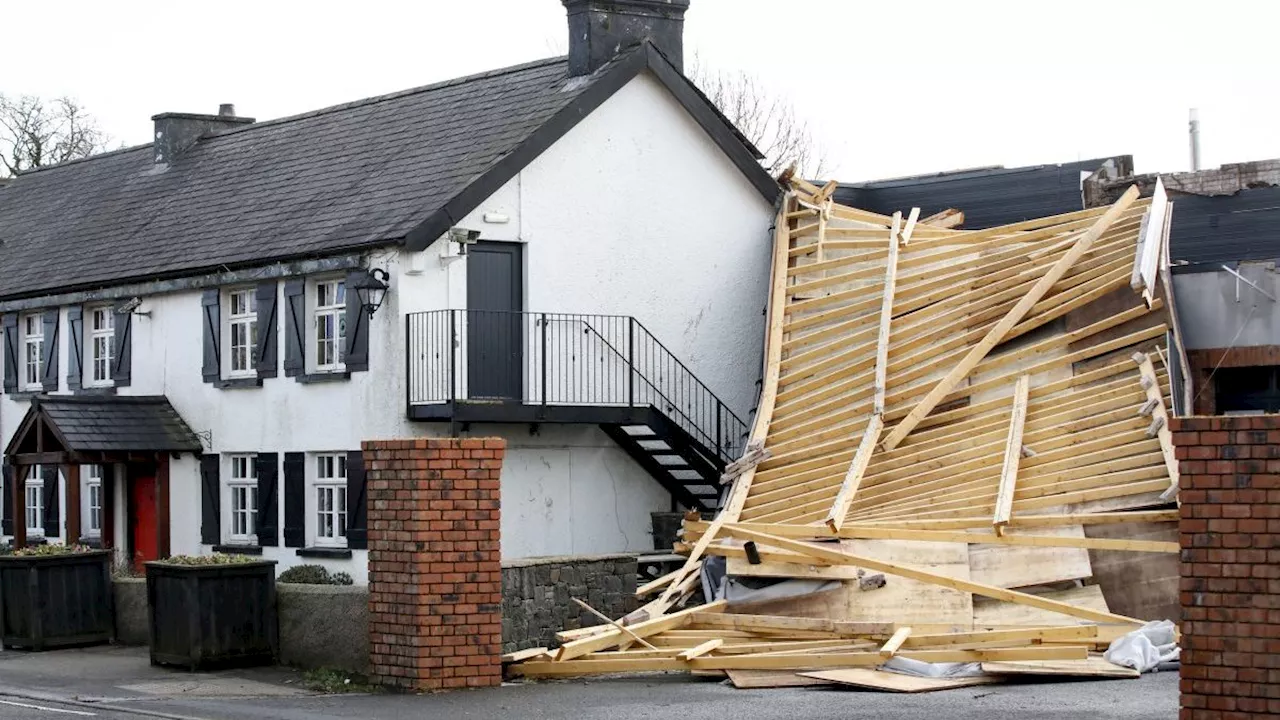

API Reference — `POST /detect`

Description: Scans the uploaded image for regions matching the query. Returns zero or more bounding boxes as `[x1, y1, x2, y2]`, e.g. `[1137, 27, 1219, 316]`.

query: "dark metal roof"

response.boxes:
[835, 159, 1112, 229]
[0, 45, 776, 301]
[1167, 187, 1280, 270]
[17, 396, 202, 454]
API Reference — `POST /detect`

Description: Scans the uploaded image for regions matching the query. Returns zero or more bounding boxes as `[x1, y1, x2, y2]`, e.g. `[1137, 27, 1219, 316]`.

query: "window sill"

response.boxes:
[7, 391, 41, 401]
[78, 536, 104, 548]
[21, 536, 48, 546]
[296, 372, 351, 384]
[215, 377, 263, 390]
[76, 386, 117, 396]
[296, 546, 352, 559]
[213, 544, 263, 556]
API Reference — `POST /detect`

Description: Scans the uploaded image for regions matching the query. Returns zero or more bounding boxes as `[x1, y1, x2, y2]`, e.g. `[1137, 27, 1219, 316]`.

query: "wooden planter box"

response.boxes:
[0, 550, 114, 651]
[146, 560, 278, 670]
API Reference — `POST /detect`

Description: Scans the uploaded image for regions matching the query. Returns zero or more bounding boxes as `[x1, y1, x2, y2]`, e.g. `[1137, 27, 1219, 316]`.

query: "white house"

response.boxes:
[0, 0, 777, 582]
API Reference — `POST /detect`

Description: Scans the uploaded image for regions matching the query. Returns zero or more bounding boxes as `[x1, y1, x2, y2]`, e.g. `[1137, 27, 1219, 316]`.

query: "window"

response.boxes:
[313, 280, 345, 372]
[1216, 366, 1280, 414]
[24, 465, 43, 537]
[22, 314, 43, 390]
[227, 289, 258, 377]
[314, 454, 347, 546]
[88, 307, 115, 386]
[228, 455, 258, 544]
[85, 465, 104, 537]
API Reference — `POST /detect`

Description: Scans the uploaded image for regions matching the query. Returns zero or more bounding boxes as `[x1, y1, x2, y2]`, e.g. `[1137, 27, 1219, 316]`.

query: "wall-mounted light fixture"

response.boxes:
[354, 268, 390, 318]
[448, 227, 481, 255]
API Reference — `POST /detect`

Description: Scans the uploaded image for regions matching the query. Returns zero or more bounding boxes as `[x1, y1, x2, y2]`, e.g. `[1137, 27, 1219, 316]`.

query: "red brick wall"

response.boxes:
[363, 438, 505, 690]
[1173, 416, 1280, 719]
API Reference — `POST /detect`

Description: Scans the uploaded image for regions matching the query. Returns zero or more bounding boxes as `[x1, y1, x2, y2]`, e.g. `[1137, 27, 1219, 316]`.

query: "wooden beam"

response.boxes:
[873, 213, 902, 415]
[501, 647, 551, 663]
[823, 415, 884, 533]
[901, 625, 1098, 649]
[689, 613, 893, 638]
[880, 185, 1141, 451]
[1133, 351, 1179, 500]
[572, 597, 659, 651]
[921, 208, 964, 229]
[993, 375, 1030, 535]
[720, 527, 1144, 626]
[64, 463, 82, 546]
[555, 600, 727, 661]
[880, 627, 912, 658]
[636, 566, 684, 597]
[677, 639, 724, 661]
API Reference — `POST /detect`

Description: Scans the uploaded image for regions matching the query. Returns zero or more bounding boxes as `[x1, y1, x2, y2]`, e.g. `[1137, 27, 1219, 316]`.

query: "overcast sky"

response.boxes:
[7, 0, 1279, 181]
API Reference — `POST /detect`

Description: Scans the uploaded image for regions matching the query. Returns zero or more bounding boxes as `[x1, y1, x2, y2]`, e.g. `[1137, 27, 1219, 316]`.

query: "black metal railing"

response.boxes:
[406, 310, 748, 462]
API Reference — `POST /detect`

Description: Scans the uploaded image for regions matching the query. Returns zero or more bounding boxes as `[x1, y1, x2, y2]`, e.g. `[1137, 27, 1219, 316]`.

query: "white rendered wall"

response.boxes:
[0, 70, 773, 576]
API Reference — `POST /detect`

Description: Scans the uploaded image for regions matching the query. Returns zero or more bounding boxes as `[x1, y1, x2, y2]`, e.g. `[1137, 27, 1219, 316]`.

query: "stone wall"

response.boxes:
[364, 437, 505, 691]
[501, 554, 638, 653]
[1173, 416, 1280, 719]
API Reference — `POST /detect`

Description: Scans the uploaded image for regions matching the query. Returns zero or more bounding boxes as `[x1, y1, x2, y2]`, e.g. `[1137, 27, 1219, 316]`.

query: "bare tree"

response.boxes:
[0, 94, 109, 176]
[688, 58, 830, 179]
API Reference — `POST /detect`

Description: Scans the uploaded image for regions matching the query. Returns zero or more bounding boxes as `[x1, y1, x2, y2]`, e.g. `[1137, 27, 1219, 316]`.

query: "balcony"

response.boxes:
[405, 310, 749, 508]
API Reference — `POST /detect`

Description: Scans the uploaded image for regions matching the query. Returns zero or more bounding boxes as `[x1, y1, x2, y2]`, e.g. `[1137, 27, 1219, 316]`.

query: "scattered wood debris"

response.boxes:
[507, 178, 1179, 689]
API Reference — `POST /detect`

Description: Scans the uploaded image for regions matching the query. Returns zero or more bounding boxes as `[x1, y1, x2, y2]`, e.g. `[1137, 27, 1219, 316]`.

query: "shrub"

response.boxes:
[3, 543, 98, 557]
[330, 571, 354, 586]
[156, 553, 257, 566]
[278, 564, 332, 584]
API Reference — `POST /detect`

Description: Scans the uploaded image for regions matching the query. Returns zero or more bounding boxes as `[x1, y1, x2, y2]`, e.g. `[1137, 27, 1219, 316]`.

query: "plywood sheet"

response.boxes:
[968, 525, 1093, 589]
[981, 656, 1138, 678]
[800, 669, 1002, 692]
[727, 556, 863, 580]
[971, 584, 1109, 626]
[731, 540, 973, 628]
[726, 670, 833, 689]
[1085, 521, 1179, 622]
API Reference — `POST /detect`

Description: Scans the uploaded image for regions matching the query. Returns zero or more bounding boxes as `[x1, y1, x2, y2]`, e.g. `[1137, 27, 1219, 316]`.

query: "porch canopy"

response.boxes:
[4, 395, 201, 549]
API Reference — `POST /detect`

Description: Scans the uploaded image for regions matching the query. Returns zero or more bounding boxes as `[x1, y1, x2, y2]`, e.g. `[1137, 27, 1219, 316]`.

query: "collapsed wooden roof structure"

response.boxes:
[509, 176, 1181, 689]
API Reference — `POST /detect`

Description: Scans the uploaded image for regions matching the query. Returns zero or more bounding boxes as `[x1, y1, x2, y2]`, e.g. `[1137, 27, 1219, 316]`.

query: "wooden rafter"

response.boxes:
[993, 374, 1030, 535]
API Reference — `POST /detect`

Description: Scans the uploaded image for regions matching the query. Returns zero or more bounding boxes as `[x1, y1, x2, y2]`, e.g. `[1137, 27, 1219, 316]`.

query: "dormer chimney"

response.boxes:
[152, 106, 254, 166]
[562, 0, 690, 77]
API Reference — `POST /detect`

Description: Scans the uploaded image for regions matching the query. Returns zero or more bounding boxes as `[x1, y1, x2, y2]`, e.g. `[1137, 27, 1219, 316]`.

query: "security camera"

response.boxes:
[116, 297, 143, 315]
[448, 227, 481, 255]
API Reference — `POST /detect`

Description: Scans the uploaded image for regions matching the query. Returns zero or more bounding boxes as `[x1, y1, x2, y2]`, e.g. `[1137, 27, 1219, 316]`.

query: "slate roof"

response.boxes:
[23, 396, 202, 453]
[0, 57, 594, 300]
[836, 158, 1111, 229]
[0, 45, 775, 304]
[1165, 186, 1280, 270]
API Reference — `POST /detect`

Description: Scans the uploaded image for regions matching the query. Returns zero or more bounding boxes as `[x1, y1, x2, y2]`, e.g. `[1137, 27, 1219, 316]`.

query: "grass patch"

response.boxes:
[301, 667, 380, 694]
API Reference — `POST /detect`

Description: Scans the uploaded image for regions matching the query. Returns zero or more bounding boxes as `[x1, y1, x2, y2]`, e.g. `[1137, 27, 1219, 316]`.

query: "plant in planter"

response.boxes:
[146, 554, 278, 671]
[0, 544, 113, 651]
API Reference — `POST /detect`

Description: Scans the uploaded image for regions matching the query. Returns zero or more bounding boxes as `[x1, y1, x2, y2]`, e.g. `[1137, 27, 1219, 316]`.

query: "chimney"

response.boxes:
[562, 0, 690, 77]
[152, 105, 254, 166]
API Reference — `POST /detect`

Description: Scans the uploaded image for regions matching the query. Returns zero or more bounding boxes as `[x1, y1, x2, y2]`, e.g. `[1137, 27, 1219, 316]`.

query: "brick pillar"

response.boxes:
[363, 437, 504, 690]
[1172, 416, 1280, 719]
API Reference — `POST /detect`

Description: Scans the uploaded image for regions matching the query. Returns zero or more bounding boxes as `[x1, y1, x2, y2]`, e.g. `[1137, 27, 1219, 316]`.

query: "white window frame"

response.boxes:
[310, 278, 346, 373]
[87, 306, 115, 387]
[22, 314, 43, 391]
[224, 288, 258, 379]
[311, 453, 348, 548]
[84, 464, 104, 538]
[24, 465, 44, 538]
[226, 455, 258, 545]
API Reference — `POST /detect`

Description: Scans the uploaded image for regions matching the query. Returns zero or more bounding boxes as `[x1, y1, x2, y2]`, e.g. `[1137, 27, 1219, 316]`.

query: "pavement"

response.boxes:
[0, 646, 1180, 720]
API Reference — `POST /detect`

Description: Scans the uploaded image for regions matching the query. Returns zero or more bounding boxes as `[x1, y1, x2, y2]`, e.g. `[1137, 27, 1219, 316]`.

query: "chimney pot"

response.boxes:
[562, 0, 690, 77]
[219, 103, 236, 117]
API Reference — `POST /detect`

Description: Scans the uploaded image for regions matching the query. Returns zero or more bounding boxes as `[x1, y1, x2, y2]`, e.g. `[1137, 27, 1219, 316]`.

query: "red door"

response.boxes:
[131, 474, 158, 572]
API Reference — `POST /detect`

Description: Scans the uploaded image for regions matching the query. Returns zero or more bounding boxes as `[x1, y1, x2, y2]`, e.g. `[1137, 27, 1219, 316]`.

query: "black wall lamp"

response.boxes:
[355, 267, 390, 317]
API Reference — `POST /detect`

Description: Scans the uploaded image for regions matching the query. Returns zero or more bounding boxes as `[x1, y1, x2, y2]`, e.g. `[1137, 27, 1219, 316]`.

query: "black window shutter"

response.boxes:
[256, 453, 279, 546]
[2, 315, 17, 393]
[283, 280, 305, 378]
[255, 282, 279, 379]
[41, 310, 59, 392]
[112, 309, 132, 387]
[346, 450, 367, 549]
[200, 454, 220, 545]
[41, 464, 59, 537]
[1, 461, 13, 536]
[67, 307, 84, 391]
[201, 289, 220, 384]
[283, 452, 305, 547]
[344, 271, 369, 372]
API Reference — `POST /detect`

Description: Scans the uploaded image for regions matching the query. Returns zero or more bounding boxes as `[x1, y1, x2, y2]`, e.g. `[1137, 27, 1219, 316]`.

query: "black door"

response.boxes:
[467, 242, 524, 400]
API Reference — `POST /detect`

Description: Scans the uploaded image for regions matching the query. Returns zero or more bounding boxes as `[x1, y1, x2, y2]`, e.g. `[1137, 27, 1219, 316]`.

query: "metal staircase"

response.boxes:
[406, 310, 748, 510]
